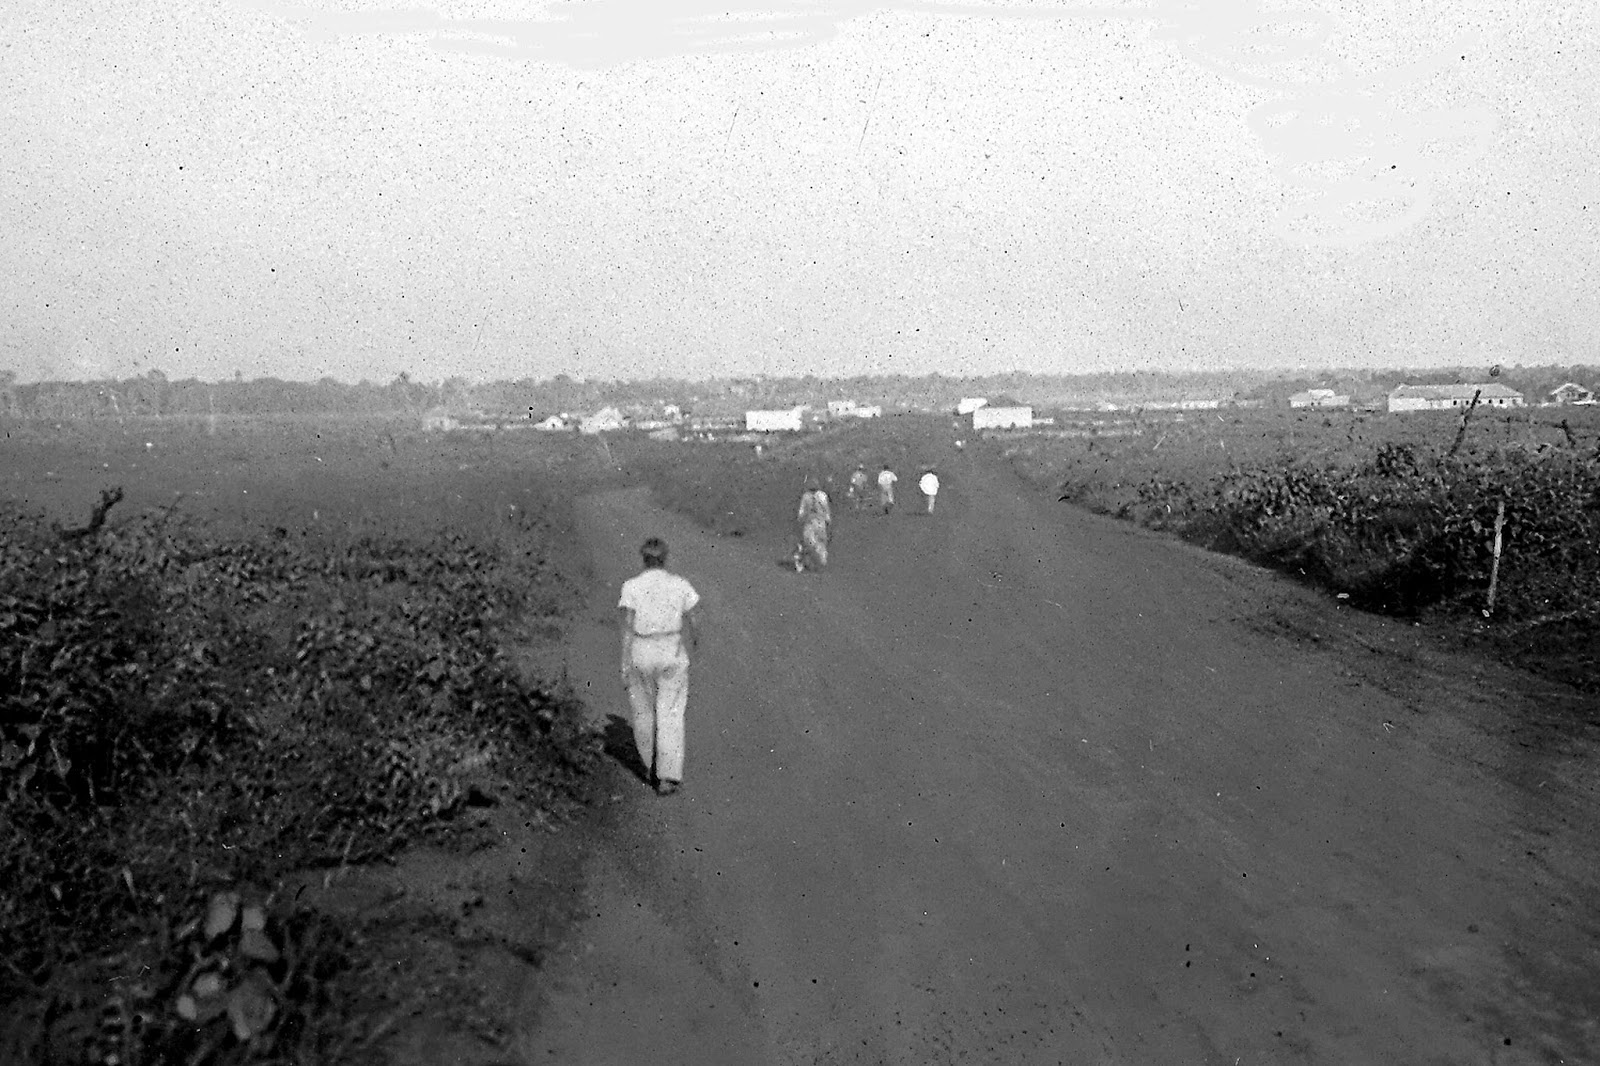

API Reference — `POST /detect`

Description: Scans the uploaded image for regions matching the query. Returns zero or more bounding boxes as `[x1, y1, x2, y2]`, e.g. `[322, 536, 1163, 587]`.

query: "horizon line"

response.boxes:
[5, 364, 1593, 389]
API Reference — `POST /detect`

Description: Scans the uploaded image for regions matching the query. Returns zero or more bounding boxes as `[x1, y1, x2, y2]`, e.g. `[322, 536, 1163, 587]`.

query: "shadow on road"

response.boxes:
[600, 713, 651, 786]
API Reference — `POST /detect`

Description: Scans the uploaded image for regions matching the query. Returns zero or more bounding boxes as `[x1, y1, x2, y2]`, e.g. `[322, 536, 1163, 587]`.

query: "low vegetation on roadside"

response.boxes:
[1007, 408, 1600, 690]
[0, 485, 599, 1064]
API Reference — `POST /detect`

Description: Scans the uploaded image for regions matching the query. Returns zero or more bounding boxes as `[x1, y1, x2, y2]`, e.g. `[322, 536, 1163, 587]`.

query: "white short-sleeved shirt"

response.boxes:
[877, 469, 897, 490]
[619, 568, 700, 636]
[919, 472, 939, 495]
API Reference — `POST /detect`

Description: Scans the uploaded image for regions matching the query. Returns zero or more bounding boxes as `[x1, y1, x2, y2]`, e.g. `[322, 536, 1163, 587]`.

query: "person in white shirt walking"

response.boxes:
[919, 468, 940, 514]
[617, 537, 701, 796]
[876, 464, 898, 515]
[847, 464, 870, 511]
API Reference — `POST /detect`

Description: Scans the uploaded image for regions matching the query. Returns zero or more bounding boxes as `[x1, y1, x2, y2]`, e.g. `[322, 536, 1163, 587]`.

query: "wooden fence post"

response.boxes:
[1485, 500, 1507, 617]
[1448, 389, 1482, 459]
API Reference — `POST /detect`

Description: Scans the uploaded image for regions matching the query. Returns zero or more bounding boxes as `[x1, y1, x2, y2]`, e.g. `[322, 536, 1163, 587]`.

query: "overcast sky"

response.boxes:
[3, 0, 1595, 384]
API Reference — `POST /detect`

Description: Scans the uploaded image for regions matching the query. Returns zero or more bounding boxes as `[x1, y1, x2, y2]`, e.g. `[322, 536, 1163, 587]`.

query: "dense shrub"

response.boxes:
[1015, 412, 1600, 689]
[0, 495, 598, 1063]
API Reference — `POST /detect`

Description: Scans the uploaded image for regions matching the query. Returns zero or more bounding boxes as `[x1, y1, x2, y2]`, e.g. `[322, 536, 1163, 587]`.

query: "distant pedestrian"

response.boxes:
[794, 478, 832, 572]
[919, 469, 940, 514]
[618, 537, 702, 796]
[876, 464, 898, 514]
[848, 464, 870, 510]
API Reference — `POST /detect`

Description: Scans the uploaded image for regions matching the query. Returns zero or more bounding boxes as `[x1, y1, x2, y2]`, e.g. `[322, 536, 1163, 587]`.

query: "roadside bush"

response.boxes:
[0, 495, 598, 1064]
[1023, 421, 1600, 689]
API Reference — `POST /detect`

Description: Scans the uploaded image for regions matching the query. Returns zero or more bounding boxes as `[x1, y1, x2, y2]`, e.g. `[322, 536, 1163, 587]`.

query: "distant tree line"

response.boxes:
[2, 365, 1596, 421]
[0, 371, 446, 420]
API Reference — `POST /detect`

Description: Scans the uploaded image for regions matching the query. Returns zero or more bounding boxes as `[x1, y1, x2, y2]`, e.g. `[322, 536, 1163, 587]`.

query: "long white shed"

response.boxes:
[745, 408, 804, 432]
[972, 405, 1033, 430]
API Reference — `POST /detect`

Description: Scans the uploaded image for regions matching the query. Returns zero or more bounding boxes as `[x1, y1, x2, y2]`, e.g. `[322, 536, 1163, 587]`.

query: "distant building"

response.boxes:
[956, 397, 989, 415]
[1549, 382, 1595, 405]
[745, 407, 804, 432]
[531, 414, 569, 431]
[1387, 384, 1525, 412]
[579, 406, 627, 434]
[851, 405, 883, 419]
[689, 415, 742, 432]
[826, 400, 858, 418]
[1177, 398, 1223, 410]
[1288, 389, 1351, 409]
[973, 405, 1033, 430]
[422, 407, 456, 432]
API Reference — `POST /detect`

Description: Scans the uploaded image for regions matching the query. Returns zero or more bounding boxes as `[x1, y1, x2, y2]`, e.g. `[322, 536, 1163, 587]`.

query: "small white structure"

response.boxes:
[957, 397, 989, 416]
[422, 407, 456, 432]
[746, 407, 804, 432]
[973, 405, 1033, 430]
[827, 400, 858, 418]
[579, 406, 626, 434]
[851, 405, 883, 419]
[531, 414, 568, 431]
[1289, 389, 1351, 409]
[1388, 384, 1525, 413]
[1549, 382, 1594, 405]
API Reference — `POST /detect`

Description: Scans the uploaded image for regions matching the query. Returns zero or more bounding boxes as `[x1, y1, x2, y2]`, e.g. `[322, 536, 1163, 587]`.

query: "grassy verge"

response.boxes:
[0, 476, 600, 1064]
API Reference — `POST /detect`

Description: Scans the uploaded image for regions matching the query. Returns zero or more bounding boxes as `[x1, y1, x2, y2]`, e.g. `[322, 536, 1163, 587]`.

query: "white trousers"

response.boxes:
[626, 635, 689, 783]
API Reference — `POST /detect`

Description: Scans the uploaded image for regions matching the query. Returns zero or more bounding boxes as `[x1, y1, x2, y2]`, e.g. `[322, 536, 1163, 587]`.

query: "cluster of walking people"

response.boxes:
[615, 463, 943, 798]
[792, 461, 940, 573]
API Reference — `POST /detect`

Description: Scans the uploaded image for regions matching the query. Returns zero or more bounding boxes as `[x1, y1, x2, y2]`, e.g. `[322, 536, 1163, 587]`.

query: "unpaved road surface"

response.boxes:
[525, 449, 1600, 1065]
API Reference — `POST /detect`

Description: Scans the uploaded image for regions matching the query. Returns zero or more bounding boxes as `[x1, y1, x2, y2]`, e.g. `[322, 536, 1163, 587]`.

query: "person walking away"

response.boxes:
[794, 479, 832, 572]
[618, 537, 701, 796]
[848, 464, 870, 511]
[919, 468, 940, 514]
[876, 464, 898, 515]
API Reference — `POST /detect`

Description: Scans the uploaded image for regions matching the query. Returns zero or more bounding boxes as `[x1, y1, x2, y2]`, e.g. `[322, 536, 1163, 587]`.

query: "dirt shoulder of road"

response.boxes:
[1170, 515, 1600, 760]
[285, 488, 704, 1066]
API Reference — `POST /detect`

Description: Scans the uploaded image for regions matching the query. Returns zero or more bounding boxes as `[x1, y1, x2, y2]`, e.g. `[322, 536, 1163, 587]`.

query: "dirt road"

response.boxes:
[525, 448, 1599, 1065]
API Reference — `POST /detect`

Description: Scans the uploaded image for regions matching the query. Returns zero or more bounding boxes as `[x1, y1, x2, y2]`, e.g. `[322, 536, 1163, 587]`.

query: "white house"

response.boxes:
[957, 397, 989, 416]
[826, 400, 858, 418]
[1289, 389, 1351, 409]
[1388, 384, 1525, 412]
[1549, 382, 1595, 405]
[579, 406, 627, 434]
[973, 405, 1033, 430]
[851, 405, 883, 419]
[745, 407, 804, 432]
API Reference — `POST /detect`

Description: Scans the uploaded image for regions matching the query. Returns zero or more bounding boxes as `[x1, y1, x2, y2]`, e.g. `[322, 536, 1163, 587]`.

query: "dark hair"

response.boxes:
[640, 537, 668, 567]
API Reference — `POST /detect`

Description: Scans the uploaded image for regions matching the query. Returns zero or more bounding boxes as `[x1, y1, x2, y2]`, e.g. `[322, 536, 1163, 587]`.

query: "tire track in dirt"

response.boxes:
[526, 449, 1600, 1065]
